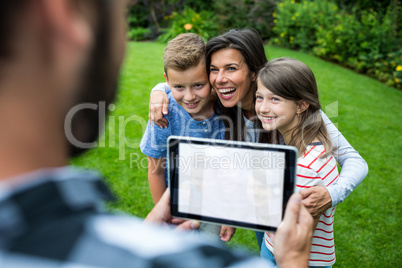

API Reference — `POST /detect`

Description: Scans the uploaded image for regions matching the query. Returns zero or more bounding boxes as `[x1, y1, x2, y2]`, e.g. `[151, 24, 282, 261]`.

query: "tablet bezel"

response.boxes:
[167, 135, 298, 232]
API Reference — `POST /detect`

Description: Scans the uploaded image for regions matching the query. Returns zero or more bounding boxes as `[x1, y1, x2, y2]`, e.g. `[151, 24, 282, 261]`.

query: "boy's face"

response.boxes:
[166, 61, 213, 119]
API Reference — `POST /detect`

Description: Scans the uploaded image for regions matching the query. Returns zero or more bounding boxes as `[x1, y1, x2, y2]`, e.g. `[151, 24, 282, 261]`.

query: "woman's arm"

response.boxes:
[320, 110, 368, 206]
[300, 111, 368, 216]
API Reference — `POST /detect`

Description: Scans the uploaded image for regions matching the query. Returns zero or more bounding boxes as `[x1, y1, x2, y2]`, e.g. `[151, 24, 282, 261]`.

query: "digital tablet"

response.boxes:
[167, 136, 298, 232]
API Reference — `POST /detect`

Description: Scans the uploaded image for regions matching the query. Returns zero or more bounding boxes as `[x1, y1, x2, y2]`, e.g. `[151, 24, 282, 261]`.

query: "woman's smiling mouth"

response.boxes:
[217, 87, 236, 99]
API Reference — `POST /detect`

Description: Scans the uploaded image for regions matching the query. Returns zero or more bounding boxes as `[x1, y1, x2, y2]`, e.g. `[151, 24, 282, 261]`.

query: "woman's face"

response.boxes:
[209, 49, 255, 109]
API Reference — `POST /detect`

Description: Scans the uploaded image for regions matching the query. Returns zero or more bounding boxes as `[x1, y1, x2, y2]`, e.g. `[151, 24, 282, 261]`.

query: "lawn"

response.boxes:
[72, 41, 402, 266]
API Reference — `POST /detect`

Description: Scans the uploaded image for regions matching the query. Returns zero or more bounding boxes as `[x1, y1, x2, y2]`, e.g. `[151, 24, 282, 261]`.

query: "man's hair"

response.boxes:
[163, 33, 206, 76]
[0, 1, 24, 60]
[0, 0, 99, 61]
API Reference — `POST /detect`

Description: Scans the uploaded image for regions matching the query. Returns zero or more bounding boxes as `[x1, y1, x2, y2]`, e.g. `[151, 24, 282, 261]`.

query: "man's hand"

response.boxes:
[149, 91, 169, 128]
[145, 189, 200, 231]
[219, 226, 236, 242]
[299, 186, 332, 218]
[275, 193, 313, 268]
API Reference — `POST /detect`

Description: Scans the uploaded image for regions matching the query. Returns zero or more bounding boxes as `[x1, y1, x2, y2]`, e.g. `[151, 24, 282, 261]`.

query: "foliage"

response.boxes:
[184, 0, 215, 11]
[127, 27, 152, 41]
[271, 0, 321, 50]
[158, 7, 219, 42]
[270, 0, 401, 89]
[248, 0, 278, 39]
[213, 0, 252, 32]
[127, 2, 150, 29]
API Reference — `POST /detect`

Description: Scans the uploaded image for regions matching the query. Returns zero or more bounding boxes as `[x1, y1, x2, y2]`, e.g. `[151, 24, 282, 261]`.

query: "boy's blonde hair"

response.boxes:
[163, 33, 206, 76]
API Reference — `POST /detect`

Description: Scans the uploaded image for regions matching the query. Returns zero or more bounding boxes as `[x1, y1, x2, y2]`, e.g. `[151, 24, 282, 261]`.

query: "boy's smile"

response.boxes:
[166, 62, 214, 120]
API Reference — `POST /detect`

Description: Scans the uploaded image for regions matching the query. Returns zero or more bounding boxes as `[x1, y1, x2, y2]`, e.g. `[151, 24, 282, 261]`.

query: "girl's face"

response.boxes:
[255, 80, 302, 135]
[209, 49, 255, 109]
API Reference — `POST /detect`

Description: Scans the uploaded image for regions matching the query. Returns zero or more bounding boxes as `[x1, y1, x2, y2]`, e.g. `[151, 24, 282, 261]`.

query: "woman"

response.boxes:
[149, 29, 368, 249]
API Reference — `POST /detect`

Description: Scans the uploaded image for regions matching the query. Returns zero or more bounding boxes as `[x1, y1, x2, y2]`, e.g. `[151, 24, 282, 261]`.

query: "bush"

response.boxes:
[213, 0, 251, 32]
[270, 0, 401, 89]
[248, 0, 277, 40]
[271, 0, 321, 50]
[158, 7, 219, 42]
[127, 27, 152, 41]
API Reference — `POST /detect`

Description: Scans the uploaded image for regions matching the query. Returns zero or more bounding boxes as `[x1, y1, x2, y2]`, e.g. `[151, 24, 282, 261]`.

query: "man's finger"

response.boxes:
[175, 220, 200, 231]
[283, 193, 302, 226]
[298, 203, 314, 228]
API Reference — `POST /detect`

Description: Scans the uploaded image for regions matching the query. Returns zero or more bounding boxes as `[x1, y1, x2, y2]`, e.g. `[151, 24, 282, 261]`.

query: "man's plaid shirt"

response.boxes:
[0, 167, 271, 268]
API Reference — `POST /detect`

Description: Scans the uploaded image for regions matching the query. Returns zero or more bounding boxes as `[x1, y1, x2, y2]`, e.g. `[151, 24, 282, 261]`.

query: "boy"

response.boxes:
[140, 33, 234, 242]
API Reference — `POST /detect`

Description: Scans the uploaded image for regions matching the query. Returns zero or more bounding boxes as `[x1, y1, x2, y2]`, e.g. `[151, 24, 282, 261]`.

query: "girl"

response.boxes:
[255, 57, 338, 267]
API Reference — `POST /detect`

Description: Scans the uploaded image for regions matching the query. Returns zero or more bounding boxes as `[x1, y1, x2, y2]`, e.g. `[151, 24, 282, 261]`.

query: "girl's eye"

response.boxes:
[256, 95, 263, 100]
[194, 84, 203, 88]
[272, 97, 280, 102]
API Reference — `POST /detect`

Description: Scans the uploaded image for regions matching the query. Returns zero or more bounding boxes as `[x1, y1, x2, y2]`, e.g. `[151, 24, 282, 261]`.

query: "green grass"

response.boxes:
[72, 42, 402, 266]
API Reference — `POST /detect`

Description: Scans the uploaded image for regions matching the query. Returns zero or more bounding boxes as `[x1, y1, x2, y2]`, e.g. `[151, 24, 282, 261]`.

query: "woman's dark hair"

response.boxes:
[206, 28, 268, 141]
[256, 57, 335, 157]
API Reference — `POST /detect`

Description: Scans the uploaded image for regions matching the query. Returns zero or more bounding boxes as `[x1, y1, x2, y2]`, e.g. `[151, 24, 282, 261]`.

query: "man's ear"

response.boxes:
[297, 100, 310, 114]
[39, 0, 92, 50]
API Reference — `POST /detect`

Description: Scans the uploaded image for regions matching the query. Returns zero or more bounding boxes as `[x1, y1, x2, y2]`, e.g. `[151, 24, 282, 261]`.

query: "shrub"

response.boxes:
[127, 27, 152, 41]
[158, 7, 219, 42]
[248, 0, 278, 40]
[271, 0, 401, 89]
[213, 0, 251, 32]
[271, 0, 321, 51]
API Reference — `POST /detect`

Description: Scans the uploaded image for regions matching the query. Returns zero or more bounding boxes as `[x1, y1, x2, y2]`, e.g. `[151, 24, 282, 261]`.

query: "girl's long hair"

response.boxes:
[257, 57, 335, 157]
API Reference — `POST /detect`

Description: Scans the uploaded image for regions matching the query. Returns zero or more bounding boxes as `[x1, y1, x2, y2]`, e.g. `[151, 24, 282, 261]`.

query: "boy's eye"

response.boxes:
[174, 85, 184, 90]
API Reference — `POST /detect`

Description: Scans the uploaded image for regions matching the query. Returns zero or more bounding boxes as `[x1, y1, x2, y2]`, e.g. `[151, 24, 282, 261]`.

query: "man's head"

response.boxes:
[0, 0, 128, 178]
[163, 33, 212, 119]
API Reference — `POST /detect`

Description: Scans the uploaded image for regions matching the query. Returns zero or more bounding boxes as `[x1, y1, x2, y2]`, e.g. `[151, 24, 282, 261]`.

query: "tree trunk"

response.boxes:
[149, 0, 160, 34]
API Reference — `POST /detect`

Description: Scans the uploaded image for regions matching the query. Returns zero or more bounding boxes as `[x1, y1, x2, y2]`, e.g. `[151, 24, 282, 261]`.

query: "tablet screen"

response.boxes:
[168, 136, 297, 232]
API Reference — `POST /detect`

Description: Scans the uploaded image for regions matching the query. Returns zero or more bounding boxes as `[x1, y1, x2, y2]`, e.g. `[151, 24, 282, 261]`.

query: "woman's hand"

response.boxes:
[299, 186, 332, 218]
[149, 91, 169, 128]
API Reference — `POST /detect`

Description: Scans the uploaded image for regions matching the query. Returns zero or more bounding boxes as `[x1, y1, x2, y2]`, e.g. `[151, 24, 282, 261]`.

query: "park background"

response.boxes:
[73, 0, 401, 266]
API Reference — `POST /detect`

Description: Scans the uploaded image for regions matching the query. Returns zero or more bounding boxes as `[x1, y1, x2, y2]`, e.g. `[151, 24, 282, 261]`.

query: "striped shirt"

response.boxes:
[265, 143, 339, 266]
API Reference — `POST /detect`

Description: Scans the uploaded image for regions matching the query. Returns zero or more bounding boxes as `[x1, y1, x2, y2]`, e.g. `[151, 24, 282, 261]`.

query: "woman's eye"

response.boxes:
[228, 67, 237, 71]
[210, 68, 218, 72]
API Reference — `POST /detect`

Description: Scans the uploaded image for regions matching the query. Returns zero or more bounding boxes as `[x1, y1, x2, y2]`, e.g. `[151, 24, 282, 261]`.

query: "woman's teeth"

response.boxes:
[219, 88, 236, 95]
